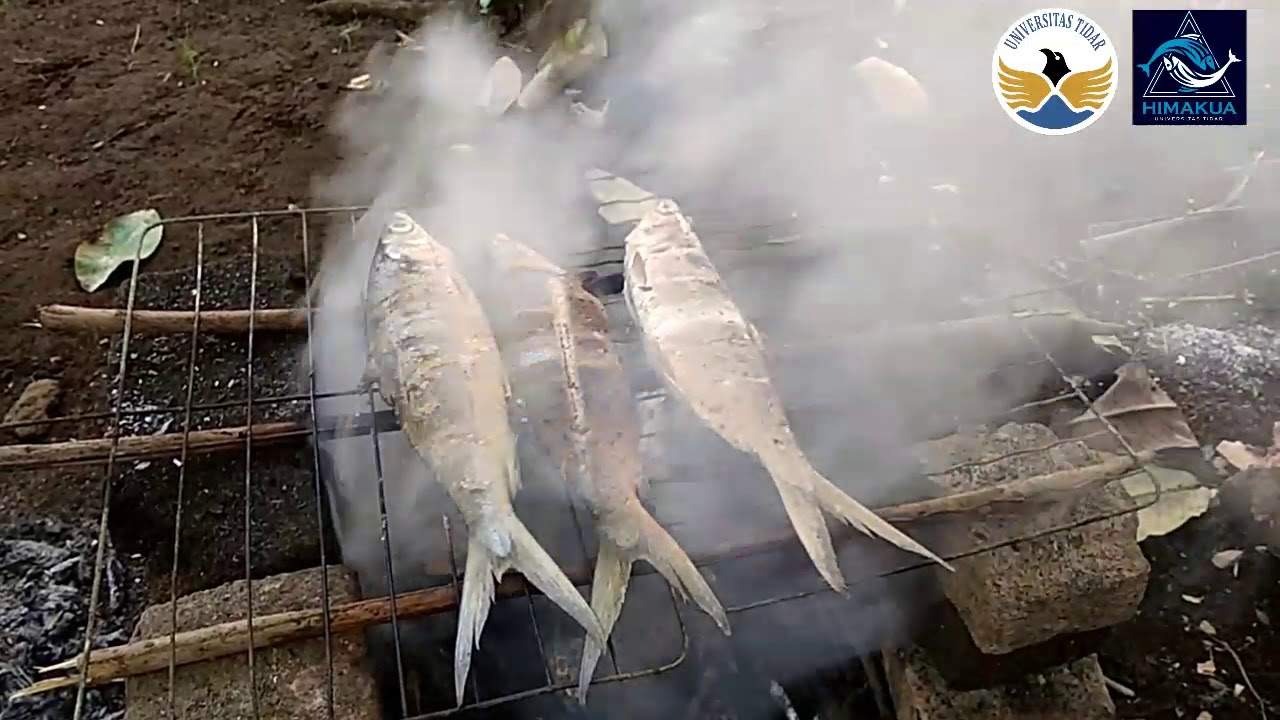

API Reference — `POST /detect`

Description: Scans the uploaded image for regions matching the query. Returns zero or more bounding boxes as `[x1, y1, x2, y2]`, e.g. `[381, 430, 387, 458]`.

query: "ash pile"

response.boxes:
[0, 520, 137, 720]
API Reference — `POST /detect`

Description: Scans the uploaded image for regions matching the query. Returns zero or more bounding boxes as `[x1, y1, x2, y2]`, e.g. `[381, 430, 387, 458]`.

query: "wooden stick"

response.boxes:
[15, 452, 1154, 699]
[37, 305, 310, 335]
[0, 422, 307, 470]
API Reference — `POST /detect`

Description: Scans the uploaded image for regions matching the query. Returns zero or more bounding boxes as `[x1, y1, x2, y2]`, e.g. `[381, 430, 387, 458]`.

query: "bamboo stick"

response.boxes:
[0, 422, 307, 470]
[13, 451, 1153, 700]
[37, 305, 310, 335]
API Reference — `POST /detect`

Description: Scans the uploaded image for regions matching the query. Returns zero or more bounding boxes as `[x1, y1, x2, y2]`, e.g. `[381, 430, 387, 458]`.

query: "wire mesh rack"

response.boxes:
[7, 198, 1276, 720]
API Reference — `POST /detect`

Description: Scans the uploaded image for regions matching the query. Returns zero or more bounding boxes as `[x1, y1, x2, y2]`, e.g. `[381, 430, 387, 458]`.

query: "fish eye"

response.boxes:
[388, 214, 415, 234]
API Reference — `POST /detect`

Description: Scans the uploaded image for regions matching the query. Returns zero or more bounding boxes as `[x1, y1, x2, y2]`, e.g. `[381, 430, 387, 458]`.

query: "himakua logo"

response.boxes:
[992, 9, 1118, 136]
[1132, 9, 1247, 125]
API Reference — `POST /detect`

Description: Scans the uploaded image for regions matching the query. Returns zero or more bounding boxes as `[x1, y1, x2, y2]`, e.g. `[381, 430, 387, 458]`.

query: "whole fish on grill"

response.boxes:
[622, 200, 953, 593]
[485, 233, 730, 702]
[364, 212, 605, 705]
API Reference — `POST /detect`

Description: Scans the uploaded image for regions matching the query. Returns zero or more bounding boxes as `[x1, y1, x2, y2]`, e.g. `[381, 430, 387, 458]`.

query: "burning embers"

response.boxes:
[0, 521, 137, 720]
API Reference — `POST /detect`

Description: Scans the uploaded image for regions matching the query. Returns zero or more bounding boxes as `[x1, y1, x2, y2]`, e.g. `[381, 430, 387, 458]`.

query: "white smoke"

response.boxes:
[303, 0, 1262, 713]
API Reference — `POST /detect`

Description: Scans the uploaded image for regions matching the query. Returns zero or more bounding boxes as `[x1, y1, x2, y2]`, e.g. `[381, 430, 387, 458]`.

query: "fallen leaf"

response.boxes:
[1196, 657, 1216, 675]
[1092, 334, 1133, 355]
[479, 56, 523, 117]
[852, 56, 929, 118]
[75, 209, 163, 292]
[1234, 684, 1245, 697]
[1197, 712, 1213, 720]
[1199, 620, 1217, 636]
[1257, 609, 1271, 626]
[1211, 549, 1244, 569]
[1215, 422, 1280, 469]
[1121, 465, 1216, 541]
[585, 168, 661, 225]
[1183, 594, 1204, 604]
[1068, 363, 1199, 454]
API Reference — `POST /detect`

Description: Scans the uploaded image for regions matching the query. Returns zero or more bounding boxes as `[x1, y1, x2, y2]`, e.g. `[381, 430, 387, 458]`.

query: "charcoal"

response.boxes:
[0, 520, 140, 720]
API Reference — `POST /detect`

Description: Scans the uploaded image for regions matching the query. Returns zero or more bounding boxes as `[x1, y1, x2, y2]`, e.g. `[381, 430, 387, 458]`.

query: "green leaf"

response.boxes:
[75, 209, 164, 292]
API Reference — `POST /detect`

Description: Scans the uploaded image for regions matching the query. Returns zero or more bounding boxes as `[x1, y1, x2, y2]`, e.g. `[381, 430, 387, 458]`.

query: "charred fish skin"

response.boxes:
[365, 214, 605, 706]
[622, 201, 952, 594]
[488, 234, 729, 703]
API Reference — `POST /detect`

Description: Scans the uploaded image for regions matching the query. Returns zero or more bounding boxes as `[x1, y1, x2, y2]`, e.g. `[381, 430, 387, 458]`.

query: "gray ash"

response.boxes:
[0, 520, 140, 720]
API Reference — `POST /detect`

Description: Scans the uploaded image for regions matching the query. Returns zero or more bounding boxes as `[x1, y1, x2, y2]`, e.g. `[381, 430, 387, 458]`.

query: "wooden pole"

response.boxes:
[0, 422, 307, 470]
[13, 451, 1154, 699]
[37, 305, 311, 335]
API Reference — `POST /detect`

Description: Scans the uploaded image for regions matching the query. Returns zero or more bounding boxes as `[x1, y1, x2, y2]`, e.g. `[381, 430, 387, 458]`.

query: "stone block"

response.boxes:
[884, 645, 1116, 720]
[126, 565, 380, 720]
[922, 423, 1150, 657]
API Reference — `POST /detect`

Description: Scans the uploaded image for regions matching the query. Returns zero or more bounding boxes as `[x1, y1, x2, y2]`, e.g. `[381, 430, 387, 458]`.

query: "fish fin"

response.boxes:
[505, 515, 606, 643]
[453, 536, 499, 707]
[577, 540, 632, 704]
[760, 451, 847, 594]
[633, 511, 730, 635]
[808, 472, 955, 572]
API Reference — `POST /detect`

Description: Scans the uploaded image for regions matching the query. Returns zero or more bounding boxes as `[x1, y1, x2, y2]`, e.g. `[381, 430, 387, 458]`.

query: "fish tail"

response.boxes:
[760, 450, 847, 594]
[1137, 60, 1152, 76]
[504, 514, 607, 643]
[576, 540, 631, 704]
[453, 536, 498, 707]
[808, 471, 955, 572]
[577, 510, 730, 704]
[1228, 49, 1239, 64]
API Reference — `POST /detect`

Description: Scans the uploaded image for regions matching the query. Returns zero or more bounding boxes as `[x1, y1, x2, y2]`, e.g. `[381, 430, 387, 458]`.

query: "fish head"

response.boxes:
[1162, 55, 1175, 70]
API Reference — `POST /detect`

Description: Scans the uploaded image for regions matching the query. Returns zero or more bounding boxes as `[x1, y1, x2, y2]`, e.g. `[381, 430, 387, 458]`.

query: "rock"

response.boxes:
[125, 565, 380, 720]
[3, 379, 61, 440]
[921, 424, 1150, 657]
[884, 646, 1116, 720]
[1219, 467, 1280, 553]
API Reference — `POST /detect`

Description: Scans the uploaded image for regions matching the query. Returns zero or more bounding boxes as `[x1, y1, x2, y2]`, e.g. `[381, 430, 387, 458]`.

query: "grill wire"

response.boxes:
[8, 202, 1272, 719]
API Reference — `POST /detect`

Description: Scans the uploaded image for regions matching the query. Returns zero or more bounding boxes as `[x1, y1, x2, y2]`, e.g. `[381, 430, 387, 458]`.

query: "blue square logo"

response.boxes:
[1132, 9, 1247, 125]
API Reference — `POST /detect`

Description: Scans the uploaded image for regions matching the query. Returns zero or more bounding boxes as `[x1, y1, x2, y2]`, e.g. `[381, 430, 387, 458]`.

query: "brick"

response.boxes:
[922, 423, 1150, 657]
[126, 565, 380, 720]
[884, 645, 1116, 720]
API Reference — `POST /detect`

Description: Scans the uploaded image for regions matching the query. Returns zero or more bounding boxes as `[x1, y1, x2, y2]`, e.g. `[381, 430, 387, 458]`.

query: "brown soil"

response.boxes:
[0, 1, 1276, 719]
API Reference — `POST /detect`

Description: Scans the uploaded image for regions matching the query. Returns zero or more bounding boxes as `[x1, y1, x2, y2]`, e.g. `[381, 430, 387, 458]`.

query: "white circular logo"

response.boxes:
[992, 8, 1119, 136]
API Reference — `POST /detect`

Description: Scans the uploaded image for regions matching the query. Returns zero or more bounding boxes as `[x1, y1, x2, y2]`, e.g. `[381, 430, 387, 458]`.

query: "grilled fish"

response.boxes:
[364, 212, 605, 705]
[621, 201, 953, 593]
[486, 233, 730, 702]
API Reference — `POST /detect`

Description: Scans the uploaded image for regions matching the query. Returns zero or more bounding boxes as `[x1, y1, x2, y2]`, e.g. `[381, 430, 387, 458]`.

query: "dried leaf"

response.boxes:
[479, 56, 523, 117]
[1198, 712, 1213, 720]
[852, 56, 929, 118]
[1257, 609, 1271, 626]
[1211, 549, 1244, 569]
[74, 209, 163, 292]
[1234, 684, 1245, 697]
[585, 168, 661, 225]
[1121, 465, 1216, 541]
[1196, 657, 1217, 676]
[1199, 620, 1217, 636]
[1068, 363, 1199, 454]
[1215, 422, 1280, 469]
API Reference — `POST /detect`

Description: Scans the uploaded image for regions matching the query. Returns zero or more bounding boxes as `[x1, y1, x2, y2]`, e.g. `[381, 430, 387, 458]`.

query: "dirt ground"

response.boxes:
[1, 1, 1277, 719]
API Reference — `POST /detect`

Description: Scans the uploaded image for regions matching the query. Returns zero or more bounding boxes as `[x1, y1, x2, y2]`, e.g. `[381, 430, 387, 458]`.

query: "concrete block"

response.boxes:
[884, 645, 1116, 720]
[922, 423, 1150, 657]
[126, 565, 380, 720]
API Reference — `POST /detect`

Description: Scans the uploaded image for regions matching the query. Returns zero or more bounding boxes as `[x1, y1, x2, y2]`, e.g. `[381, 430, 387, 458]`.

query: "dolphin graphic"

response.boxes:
[1137, 34, 1219, 76]
[1164, 48, 1240, 89]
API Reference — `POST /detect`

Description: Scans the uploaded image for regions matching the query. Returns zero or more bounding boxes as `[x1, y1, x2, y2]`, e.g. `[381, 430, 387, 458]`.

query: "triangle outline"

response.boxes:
[1141, 11, 1235, 99]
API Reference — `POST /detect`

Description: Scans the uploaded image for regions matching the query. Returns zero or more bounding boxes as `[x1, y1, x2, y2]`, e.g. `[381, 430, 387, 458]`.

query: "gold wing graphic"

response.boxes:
[997, 57, 1052, 110]
[1059, 57, 1113, 110]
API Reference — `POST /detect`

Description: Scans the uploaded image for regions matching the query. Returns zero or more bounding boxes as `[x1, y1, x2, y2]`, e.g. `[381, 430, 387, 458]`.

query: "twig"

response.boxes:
[36, 305, 311, 335]
[12, 453, 1158, 698]
[1102, 674, 1136, 698]
[1215, 638, 1268, 719]
[1139, 291, 1256, 307]
[308, 0, 438, 23]
[0, 422, 306, 470]
[878, 451, 1153, 521]
[130, 24, 141, 54]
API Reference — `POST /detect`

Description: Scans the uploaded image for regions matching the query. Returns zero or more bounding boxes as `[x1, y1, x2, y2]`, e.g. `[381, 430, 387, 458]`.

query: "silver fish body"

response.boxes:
[622, 200, 952, 593]
[365, 213, 604, 706]
[487, 234, 729, 703]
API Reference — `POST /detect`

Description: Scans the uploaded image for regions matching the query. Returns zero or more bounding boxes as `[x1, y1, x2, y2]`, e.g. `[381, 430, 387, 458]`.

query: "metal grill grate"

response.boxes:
[13, 201, 1272, 719]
